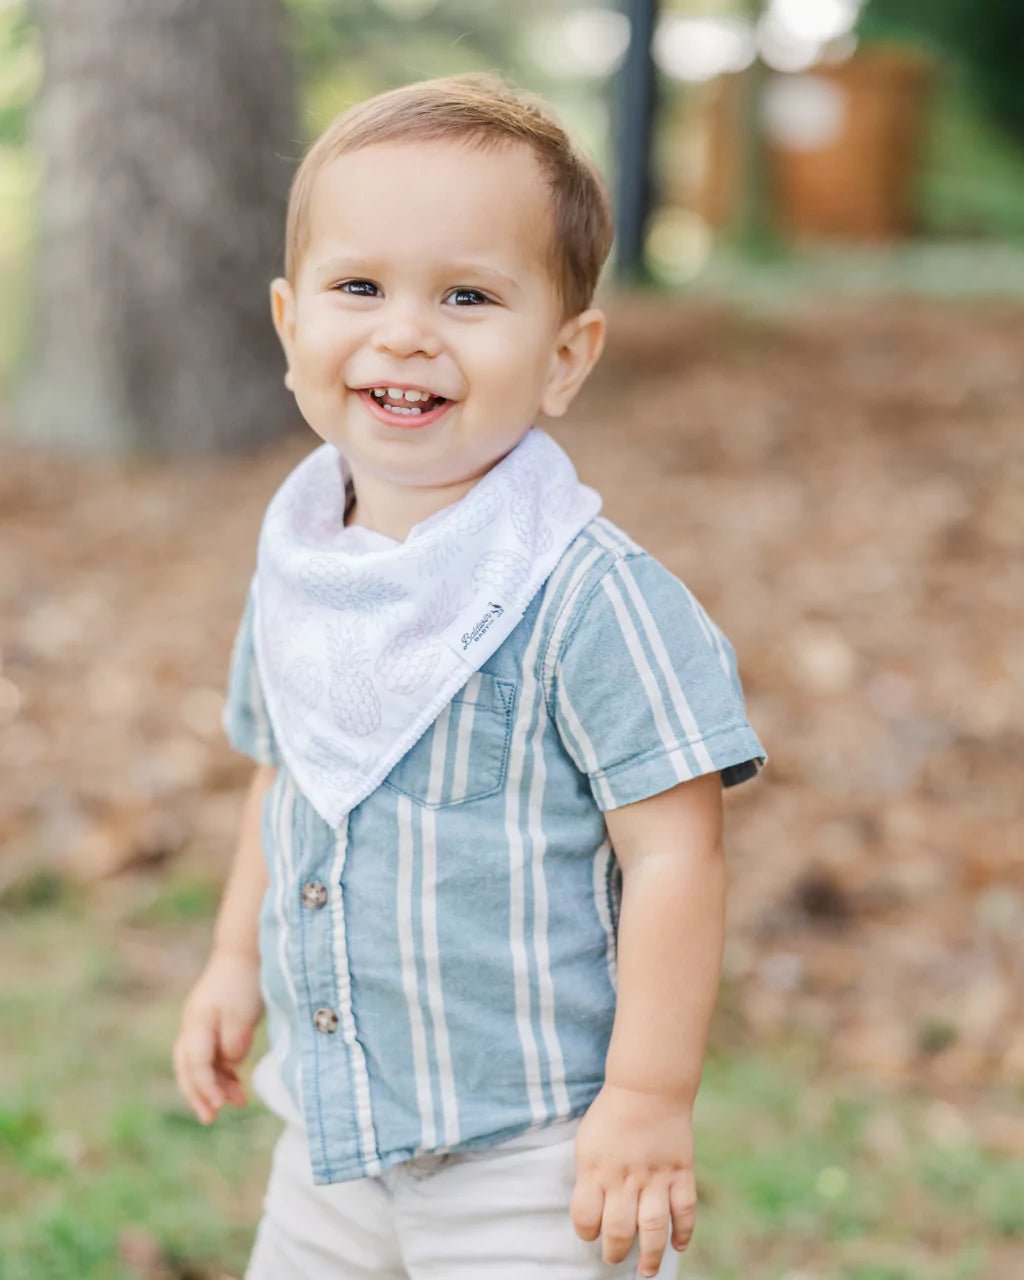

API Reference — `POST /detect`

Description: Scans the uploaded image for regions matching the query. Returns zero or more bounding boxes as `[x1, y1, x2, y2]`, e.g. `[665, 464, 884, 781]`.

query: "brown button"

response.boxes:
[313, 1007, 338, 1034]
[302, 881, 328, 910]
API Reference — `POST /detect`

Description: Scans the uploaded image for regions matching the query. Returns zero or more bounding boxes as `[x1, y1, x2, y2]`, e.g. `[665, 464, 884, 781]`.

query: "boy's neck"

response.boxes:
[344, 468, 485, 543]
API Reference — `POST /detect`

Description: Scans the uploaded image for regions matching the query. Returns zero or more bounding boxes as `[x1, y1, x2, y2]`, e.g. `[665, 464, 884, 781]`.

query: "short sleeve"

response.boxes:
[549, 554, 766, 810]
[220, 576, 281, 767]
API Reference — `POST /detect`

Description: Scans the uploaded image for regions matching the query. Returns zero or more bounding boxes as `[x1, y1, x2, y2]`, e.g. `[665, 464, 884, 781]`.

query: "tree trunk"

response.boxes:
[15, 0, 299, 457]
[729, 0, 783, 258]
[613, 0, 659, 285]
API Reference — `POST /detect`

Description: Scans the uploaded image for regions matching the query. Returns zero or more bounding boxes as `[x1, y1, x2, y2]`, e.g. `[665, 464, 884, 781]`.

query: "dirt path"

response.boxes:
[2, 294, 1021, 1128]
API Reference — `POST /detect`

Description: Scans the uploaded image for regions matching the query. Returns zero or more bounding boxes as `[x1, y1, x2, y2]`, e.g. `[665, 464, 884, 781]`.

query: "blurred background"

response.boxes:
[1, 1, 1022, 1277]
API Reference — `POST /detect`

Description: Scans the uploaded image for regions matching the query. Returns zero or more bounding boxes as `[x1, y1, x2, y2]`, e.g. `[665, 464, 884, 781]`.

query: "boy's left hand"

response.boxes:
[571, 1082, 697, 1277]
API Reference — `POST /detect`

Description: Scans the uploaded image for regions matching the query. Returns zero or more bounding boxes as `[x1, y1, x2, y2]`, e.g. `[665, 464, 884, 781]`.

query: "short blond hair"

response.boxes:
[283, 71, 614, 322]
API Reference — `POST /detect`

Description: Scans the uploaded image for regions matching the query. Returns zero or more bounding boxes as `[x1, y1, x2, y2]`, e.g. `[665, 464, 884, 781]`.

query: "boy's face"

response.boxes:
[270, 139, 605, 493]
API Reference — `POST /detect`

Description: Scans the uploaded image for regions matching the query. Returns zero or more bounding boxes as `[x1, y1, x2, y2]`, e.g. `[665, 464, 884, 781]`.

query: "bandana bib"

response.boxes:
[252, 428, 602, 828]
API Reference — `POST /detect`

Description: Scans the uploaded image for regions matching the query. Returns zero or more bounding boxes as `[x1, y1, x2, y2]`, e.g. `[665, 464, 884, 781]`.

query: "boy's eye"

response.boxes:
[332, 281, 489, 306]
[335, 279, 378, 296]
[446, 288, 489, 306]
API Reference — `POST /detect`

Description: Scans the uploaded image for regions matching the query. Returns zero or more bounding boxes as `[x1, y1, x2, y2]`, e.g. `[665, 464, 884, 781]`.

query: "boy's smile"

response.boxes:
[355, 384, 454, 430]
[270, 138, 605, 538]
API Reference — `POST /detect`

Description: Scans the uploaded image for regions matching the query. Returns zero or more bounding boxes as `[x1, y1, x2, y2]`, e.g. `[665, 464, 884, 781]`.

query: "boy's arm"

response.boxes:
[603, 769, 725, 1099]
[211, 762, 276, 958]
[173, 763, 276, 1123]
[570, 770, 725, 1278]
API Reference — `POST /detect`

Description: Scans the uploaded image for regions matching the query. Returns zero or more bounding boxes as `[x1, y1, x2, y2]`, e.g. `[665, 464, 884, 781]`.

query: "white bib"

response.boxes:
[252, 428, 602, 828]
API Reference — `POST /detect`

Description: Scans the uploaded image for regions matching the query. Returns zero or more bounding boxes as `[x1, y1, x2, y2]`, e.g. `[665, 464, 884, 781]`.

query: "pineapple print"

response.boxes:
[376, 583, 461, 695]
[262, 590, 312, 672]
[453, 483, 504, 535]
[302, 556, 406, 614]
[283, 655, 322, 713]
[546, 483, 586, 524]
[404, 485, 506, 577]
[471, 551, 531, 598]
[326, 620, 381, 735]
[509, 470, 553, 554]
[307, 735, 361, 798]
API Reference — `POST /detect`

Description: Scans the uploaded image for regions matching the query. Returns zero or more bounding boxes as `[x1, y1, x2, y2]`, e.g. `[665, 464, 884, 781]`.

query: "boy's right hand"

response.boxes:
[173, 948, 265, 1125]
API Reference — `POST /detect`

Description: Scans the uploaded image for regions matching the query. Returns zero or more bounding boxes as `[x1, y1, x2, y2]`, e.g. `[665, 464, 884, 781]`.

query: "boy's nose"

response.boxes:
[371, 304, 443, 360]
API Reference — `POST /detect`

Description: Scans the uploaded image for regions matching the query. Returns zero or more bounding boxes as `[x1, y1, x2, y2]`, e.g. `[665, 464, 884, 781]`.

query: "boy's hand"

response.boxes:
[173, 948, 264, 1125]
[570, 1082, 697, 1278]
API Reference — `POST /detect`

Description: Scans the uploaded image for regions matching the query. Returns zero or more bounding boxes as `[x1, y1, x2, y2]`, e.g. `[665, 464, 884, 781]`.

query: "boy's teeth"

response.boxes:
[370, 386, 436, 403]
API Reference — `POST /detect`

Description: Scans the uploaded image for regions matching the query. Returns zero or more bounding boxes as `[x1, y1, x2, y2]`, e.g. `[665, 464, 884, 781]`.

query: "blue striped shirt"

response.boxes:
[222, 516, 767, 1185]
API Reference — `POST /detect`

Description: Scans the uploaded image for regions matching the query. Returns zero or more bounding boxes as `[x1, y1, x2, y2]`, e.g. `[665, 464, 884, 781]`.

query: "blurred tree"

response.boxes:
[14, 0, 298, 456]
[730, 0, 781, 258]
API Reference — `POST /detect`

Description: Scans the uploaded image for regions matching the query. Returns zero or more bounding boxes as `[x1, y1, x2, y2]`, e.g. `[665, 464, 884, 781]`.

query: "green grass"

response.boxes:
[0, 892, 277, 1279]
[689, 1047, 1023, 1278]
[2, 893, 1022, 1278]
[678, 238, 1024, 310]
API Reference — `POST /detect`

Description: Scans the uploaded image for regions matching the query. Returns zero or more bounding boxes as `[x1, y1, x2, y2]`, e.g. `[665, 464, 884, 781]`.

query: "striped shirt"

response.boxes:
[222, 516, 767, 1185]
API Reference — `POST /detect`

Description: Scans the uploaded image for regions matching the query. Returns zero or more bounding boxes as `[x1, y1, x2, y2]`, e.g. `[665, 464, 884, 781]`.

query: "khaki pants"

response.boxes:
[245, 1114, 681, 1280]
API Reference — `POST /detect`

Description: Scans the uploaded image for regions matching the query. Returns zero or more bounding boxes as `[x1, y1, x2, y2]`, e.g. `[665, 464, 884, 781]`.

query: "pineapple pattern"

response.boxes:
[254, 429, 601, 827]
[326, 620, 381, 735]
[546, 483, 588, 523]
[307, 735, 361, 798]
[376, 583, 462, 695]
[509, 465, 553, 554]
[452, 483, 504, 535]
[302, 556, 406, 614]
[261, 589, 313, 672]
[282, 655, 322, 713]
[471, 551, 531, 599]
[404, 485, 506, 577]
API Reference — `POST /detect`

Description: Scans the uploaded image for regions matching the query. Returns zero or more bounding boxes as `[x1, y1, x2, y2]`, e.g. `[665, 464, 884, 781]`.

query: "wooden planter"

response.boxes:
[698, 46, 938, 240]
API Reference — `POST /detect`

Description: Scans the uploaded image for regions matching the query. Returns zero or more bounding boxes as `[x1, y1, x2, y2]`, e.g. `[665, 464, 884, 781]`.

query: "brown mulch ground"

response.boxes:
[2, 294, 1021, 1131]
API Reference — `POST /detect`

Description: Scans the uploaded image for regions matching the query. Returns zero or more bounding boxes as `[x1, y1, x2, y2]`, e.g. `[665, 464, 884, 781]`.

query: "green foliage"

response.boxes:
[0, 3, 39, 147]
[277, 0, 617, 194]
[859, 0, 961, 48]
[923, 73, 1024, 240]
[861, 0, 1024, 147]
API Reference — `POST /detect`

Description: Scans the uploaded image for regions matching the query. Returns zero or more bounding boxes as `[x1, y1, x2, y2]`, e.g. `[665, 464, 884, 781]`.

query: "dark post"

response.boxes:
[613, 0, 659, 284]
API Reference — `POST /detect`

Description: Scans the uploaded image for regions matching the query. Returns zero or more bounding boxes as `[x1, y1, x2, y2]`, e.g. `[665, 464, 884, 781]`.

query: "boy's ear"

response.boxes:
[270, 277, 296, 389]
[540, 308, 607, 419]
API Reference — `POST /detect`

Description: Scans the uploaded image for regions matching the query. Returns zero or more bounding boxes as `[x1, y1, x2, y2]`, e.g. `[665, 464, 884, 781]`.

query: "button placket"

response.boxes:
[313, 1006, 339, 1034]
[303, 873, 338, 1036]
[301, 880, 328, 910]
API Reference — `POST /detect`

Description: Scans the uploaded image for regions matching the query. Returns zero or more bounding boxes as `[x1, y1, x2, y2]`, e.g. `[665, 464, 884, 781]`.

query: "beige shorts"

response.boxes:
[245, 1113, 681, 1280]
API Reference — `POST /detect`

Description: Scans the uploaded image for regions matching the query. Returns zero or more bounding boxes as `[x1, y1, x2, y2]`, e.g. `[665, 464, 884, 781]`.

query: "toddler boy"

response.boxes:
[173, 71, 766, 1280]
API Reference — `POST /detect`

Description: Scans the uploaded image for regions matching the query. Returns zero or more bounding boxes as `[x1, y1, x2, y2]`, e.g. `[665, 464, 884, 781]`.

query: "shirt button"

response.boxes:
[313, 1007, 338, 1034]
[301, 880, 328, 910]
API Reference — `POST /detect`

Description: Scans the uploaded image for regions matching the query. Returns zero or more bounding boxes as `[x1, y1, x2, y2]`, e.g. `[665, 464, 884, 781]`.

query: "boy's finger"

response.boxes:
[599, 1188, 637, 1266]
[635, 1181, 670, 1278]
[172, 1039, 216, 1124]
[223, 1079, 248, 1107]
[569, 1176, 604, 1242]
[668, 1177, 697, 1251]
[215, 1064, 248, 1107]
[219, 1016, 254, 1063]
[181, 1023, 225, 1115]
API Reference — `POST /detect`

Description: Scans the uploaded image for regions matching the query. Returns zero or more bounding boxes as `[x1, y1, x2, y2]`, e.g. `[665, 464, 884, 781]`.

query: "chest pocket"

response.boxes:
[382, 672, 517, 808]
